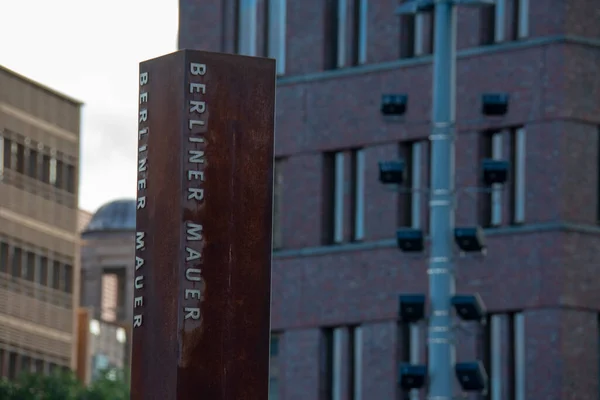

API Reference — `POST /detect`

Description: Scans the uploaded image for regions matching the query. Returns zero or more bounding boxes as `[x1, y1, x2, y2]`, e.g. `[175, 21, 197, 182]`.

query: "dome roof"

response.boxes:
[84, 199, 136, 233]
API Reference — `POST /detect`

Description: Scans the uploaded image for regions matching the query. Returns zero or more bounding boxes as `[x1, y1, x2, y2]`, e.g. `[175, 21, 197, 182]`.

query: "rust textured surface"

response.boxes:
[131, 50, 276, 400]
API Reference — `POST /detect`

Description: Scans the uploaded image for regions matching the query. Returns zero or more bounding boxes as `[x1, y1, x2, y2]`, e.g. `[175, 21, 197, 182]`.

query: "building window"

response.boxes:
[41, 154, 50, 184]
[49, 156, 57, 186]
[400, 15, 416, 58]
[39, 256, 49, 286]
[0, 242, 8, 274]
[27, 149, 38, 179]
[510, 127, 526, 224]
[11, 247, 22, 278]
[0, 135, 4, 175]
[324, 0, 347, 70]
[479, 131, 504, 227]
[323, 149, 364, 245]
[237, 0, 258, 56]
[66, 164, 76, 193]
[51, 260, 61, 290]
[101, 268, 127, 321]
[511, 0, 529, 40]
[351, 149, 365, 241]
[320, 327, 343, 400]
[63, 264, 73, 294]
[351, 0, 368, 65]
[265, 0, 287, 75]
[397, 321, 421, 399]
[273, 158, 284, 249]
[481, 312, 526, 400]
[269, 333, 281, 400]
[24, 251, 36, 281]
[481, 0, 528, 45]
[322, 152, 344, 244]
[398, 142, 424, 228]
[348, 326, 363, 400]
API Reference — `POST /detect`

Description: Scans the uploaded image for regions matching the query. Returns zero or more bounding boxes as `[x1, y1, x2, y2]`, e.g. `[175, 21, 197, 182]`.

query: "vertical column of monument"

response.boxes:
[130, 50, 276, 400]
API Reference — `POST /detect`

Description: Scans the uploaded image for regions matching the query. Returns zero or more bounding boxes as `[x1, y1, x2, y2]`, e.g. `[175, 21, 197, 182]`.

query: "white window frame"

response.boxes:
[494, 0, 506, 42]
[411, 142, 423, 229]
[357, 0, 368, 64]
[354, 149, 365, 241]
[490, 314, 502, 400]
[238, 0, 258, 56]
[514, 128, 526, 223]
[514, 313, 526, 400]
[267, 0, 287, 74]
[414, 14, 425, 56]
[333, 152, 345, 243]
[491, 132, 503, 226]
[517, 0, 529, 38]
[336, 0, 348, 68]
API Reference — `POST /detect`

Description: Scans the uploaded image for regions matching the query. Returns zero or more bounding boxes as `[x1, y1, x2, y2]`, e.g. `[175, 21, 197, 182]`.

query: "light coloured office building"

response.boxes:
[0, 64, 82, 378]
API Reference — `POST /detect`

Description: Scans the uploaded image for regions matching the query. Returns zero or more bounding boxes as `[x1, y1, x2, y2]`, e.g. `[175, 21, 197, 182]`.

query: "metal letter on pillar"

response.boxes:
[131, 50, 276, 400]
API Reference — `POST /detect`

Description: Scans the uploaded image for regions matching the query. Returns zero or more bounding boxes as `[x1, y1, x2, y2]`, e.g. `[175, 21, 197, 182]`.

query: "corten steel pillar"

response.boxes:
[131, 50, 276, 400]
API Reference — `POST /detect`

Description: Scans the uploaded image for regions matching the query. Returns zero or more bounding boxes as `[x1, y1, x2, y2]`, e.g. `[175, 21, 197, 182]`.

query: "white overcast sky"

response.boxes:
[0, 0, 178, 213]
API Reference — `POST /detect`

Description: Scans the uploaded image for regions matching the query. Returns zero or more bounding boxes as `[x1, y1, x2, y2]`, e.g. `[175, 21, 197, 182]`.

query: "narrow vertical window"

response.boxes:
[512, 127, 526, 224]
[351, 326, 363, 400]
[25, 251, 35, 281]
[480, 4, 496, 45]
[267, 0, 287, 75]
[400, 15, 415, 58]
[352, 149, 365, 241]
[238, 0, 258, 56]
[398, 143, 412, 227]
[494, 0, 506, 42]
[514, 312, 526, 400]
[337, 0, 348, 68]
[324, 0, 340, 69]
[0, 242, 8, 274]
[11, 247, 21, 278]
[66, 164, 76, 193]
[517, 0, 529, 39]
[414, 14, 425, 56]
[490, 314, 502, 400]
[49, 156, 57, 185]
[333, 152, 345, 244]
[411, 142, 423, 229]
[3, 138, 11, 171]
[352, 0, 368, 65]
[491, 132, 503, 226]
[320, 328, 334, 400]
[332, 328, 343, 400]
[15, 143, 24, 173]
[27, 149, 38, 179]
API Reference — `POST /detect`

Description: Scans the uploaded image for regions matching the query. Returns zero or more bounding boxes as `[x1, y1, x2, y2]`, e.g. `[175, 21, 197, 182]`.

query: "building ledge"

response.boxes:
[277, 35, 600, 87]
[273, 222, 600, 259]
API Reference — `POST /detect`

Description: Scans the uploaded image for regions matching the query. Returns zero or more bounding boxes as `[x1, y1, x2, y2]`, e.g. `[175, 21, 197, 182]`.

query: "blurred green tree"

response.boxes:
[0, 368, 129, 400]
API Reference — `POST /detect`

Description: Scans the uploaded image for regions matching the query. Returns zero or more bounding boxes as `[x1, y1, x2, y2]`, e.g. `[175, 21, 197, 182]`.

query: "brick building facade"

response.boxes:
[178, 1, 600, 398]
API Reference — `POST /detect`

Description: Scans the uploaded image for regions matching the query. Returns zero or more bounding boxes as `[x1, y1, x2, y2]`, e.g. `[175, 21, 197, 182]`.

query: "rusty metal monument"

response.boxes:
[131, 50, 276, 400]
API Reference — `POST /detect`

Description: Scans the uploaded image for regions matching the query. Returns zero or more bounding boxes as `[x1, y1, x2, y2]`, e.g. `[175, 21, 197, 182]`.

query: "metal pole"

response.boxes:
[428, 0, 457, 399]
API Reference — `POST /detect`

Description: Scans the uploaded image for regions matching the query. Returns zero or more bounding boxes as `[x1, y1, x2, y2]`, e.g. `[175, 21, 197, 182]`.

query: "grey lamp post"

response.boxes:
[395, 1, 495, 398]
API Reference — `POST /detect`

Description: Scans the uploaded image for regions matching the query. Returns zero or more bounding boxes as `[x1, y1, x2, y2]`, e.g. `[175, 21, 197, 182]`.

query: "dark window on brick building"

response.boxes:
[480, 4, 496, 45]
[400, 15, 416, 59]
[319, 328, 335, 400]
[324, 0, 342, 70]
